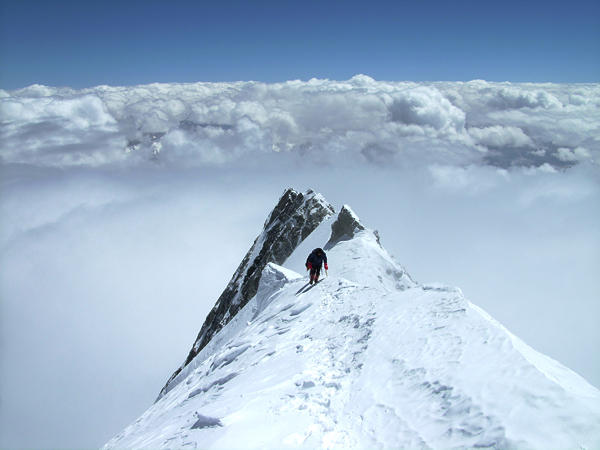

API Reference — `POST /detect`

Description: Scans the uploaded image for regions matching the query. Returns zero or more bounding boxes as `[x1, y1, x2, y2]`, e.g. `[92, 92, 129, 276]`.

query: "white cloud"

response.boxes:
[536, 162, 558, 173]
[3, 79, 597, 170]
[556, 146, 592, 162]
[467, 125, 534, 148]
[388, 86, 466, 136]
[487, 86, 564, 110]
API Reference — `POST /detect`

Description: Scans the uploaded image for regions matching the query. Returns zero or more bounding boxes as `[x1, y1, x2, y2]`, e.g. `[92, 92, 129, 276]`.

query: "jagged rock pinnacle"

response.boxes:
[327, 205, 365, 244]
[158, 188, 335, 399]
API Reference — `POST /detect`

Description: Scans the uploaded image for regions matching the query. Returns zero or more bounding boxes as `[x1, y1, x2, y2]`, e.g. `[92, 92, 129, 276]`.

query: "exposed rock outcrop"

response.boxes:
[158, 188, 335, 399]
[327, 204, 366, 244]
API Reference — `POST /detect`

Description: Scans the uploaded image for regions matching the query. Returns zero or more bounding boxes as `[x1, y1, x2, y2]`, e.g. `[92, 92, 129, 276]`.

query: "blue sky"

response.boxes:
[1, 0, 598, 89]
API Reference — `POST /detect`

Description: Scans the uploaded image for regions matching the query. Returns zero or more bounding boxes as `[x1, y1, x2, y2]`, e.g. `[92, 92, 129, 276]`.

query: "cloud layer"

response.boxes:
[2, 76, 598, 170]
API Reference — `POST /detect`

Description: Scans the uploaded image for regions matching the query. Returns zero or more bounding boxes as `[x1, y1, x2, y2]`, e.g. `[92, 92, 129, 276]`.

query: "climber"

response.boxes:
[306, 248, 328, 284]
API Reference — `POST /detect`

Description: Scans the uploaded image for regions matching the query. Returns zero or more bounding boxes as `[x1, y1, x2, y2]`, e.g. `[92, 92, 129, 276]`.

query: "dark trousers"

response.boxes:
[310, 266, 322, 283]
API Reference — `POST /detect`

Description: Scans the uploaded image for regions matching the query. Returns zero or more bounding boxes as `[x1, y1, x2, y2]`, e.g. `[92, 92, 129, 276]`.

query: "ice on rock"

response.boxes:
[103, 189, 600, 450]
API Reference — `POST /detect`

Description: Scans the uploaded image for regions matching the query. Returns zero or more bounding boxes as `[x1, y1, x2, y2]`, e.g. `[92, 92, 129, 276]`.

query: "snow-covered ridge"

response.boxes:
[158, 188, 335, 399]
[104, 190, 600, 450]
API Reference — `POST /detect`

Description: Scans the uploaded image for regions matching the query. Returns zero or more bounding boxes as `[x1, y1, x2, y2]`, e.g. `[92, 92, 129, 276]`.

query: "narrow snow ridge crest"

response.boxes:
[283, 205, 415, 292]
[254, 263, 302, 320]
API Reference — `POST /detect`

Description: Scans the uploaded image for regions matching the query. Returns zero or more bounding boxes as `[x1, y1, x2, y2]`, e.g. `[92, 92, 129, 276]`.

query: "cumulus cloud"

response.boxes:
[486, 86, 564, 110]
[388, 86, 466, 136]
[467, 125, 533, 148]
[556, 146, 592, 162]
[2, 78, 598, 170]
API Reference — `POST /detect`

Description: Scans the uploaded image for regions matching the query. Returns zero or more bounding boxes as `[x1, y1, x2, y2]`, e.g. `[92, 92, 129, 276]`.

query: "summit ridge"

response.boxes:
[105, 189, 600, 450]
[159, 189, 335, 399]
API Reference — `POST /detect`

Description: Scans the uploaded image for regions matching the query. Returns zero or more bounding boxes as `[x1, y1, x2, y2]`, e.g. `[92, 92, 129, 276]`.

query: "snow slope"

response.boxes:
[102, 204, 600, 450]
[158, 189, 336, 399]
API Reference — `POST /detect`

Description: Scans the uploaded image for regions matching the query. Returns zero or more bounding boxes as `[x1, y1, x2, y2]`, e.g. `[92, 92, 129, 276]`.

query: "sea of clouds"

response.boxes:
[1, 77, 599, 450]
[2, 75, 598, 169]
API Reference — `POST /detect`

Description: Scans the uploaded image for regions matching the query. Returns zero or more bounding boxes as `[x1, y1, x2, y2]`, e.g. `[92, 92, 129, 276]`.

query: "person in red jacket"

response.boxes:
[305, 248, 328, 284]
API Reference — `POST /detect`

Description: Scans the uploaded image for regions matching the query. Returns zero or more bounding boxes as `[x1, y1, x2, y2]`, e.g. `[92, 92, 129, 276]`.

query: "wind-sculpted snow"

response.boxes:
[103, 236, 600, 450]
[2, 77, 598, 170]
[103, 194, 600, 450]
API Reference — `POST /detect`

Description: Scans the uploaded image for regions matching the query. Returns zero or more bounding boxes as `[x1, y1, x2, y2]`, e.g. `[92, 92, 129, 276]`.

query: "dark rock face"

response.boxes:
[158, 189, 335, 399]
[327, 205, 366, 244]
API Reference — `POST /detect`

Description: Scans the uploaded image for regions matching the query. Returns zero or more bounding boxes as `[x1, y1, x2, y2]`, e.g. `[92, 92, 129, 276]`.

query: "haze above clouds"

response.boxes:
[1, 78, 599, 450]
